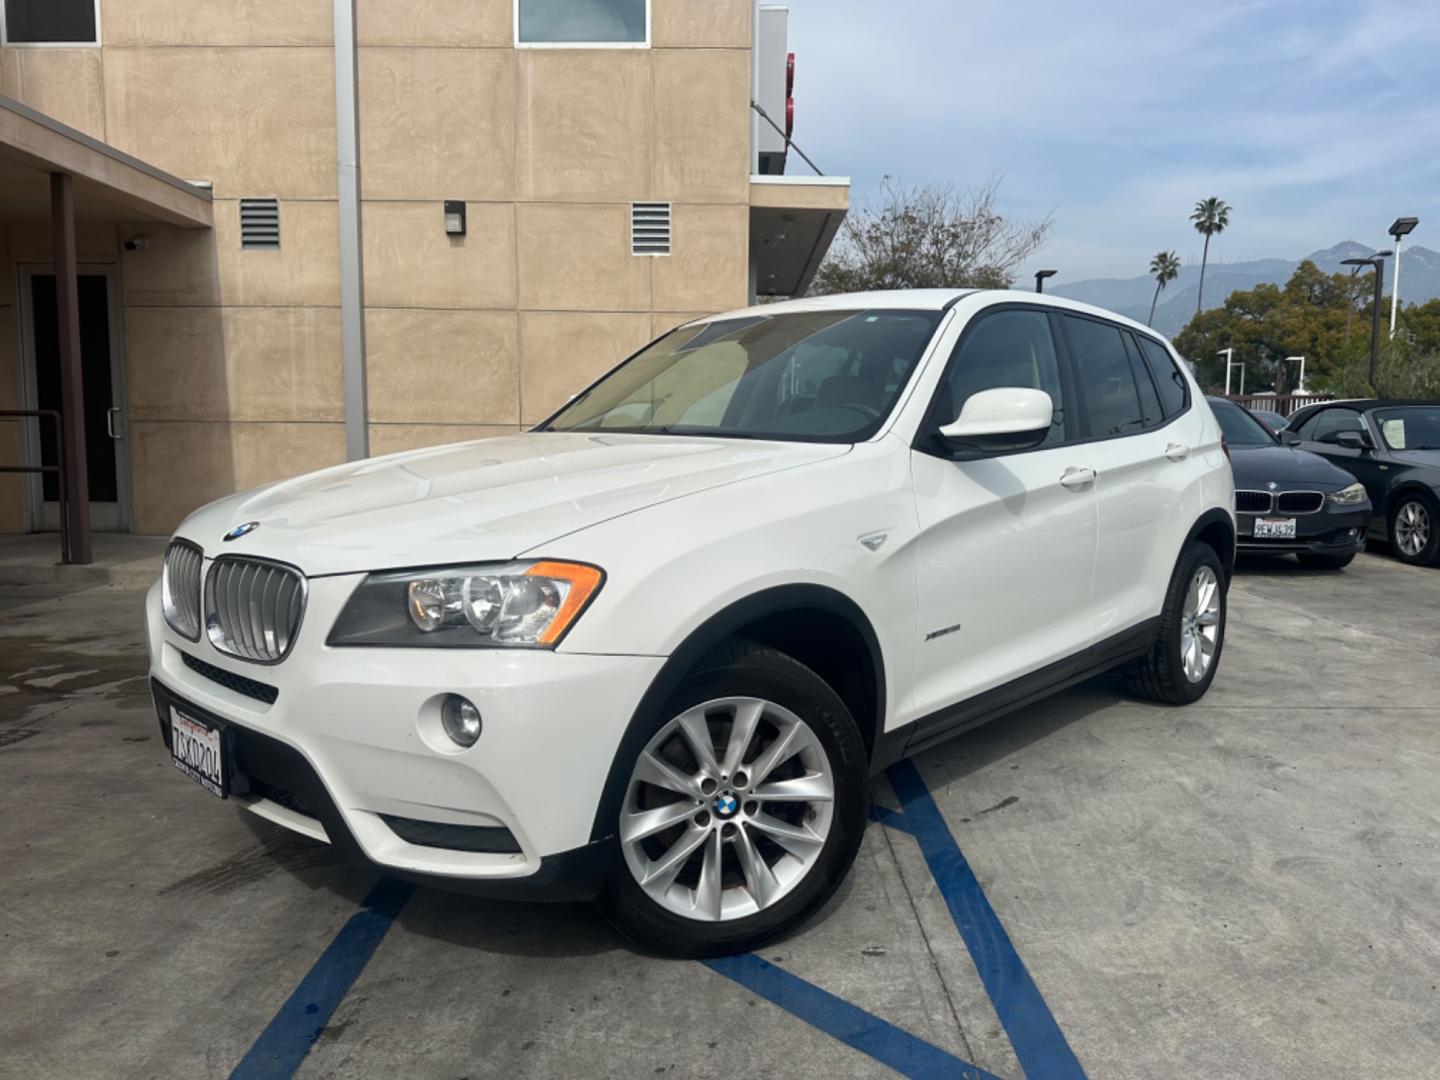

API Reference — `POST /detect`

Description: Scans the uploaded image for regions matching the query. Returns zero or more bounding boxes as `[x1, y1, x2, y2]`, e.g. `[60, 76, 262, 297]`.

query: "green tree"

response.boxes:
[1148, 250, 1181, 326]
[1173, 260, 1363, 392]
[1190, 196, 1231, 315]
[810, 175, 1051, 295]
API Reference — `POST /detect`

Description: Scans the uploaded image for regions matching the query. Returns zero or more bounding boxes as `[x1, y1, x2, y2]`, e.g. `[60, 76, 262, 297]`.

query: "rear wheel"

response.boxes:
[1296, 552, 1354, 571]
[1389, 493, 1440, 566]
[599, 641, 867, 957]
[1127, 542, 1226, 705]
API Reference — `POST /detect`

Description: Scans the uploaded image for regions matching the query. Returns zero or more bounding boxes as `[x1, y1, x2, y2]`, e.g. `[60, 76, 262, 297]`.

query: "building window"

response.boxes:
[515, 0, 648, 46]
[1, 0, 99, 44]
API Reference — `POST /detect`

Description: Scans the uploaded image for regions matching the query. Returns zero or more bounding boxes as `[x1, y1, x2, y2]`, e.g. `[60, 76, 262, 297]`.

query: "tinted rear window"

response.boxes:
[1136, 336, 1189, 417]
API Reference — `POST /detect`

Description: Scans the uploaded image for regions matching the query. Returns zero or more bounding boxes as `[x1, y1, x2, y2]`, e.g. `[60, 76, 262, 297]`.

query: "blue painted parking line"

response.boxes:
[229, 877, 415, 1080]
[705, 953, 1001, 1080]
[885, 759, 1087, 1080]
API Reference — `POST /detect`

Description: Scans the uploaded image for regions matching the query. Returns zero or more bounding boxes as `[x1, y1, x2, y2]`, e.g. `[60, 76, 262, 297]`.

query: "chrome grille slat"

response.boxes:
[162, 539, 203, 641]
[205, 556, 306, 664]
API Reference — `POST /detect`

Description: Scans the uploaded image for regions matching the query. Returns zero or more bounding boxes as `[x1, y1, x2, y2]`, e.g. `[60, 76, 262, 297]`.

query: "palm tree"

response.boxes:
[1148, 251, 1181, 326]
[1191, 197, 1231, 315]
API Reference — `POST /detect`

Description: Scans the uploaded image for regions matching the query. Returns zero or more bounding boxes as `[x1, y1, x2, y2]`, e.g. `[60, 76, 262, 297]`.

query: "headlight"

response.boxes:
[1327, 482, 1367, 506]
[327, 561, 604, 648]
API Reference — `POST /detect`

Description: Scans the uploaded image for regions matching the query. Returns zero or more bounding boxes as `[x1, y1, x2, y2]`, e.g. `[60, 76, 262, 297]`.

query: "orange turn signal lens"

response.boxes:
[526, 561, 605, 646]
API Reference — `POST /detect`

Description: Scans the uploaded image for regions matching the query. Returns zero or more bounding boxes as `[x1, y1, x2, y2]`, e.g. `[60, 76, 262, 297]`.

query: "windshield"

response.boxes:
[540, 309, 944, 443]
[1374, 406, 1440, 451]
[1211, 398, 1276, 446]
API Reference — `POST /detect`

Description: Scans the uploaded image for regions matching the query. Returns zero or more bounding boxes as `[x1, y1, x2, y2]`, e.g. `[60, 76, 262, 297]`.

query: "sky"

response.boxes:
[783, 0, 1440, 285]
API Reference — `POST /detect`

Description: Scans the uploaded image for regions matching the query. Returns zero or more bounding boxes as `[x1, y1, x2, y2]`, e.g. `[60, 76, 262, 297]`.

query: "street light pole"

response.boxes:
[1388, 217, 1419, 339]
[1342, 251, 1392, 390]
[1218, 347, 1236, 395]
[1034, 269, 1057, 294]
[1282, 355, 1305, 394]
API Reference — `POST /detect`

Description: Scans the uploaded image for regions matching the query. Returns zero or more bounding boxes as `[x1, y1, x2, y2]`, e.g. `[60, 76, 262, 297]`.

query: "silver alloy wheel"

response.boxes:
[619, 696, 835, 922]
[1179, 565, 1222, 683]
[1395, 500, 1431, 558]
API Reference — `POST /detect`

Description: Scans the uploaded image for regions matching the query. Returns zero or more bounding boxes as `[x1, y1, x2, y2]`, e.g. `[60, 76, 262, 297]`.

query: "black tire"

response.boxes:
[597, 640, 868, 958]
[1127, 541, 1227, 705]
[1388, 492, 1440, 567]
[1296, 552, 1354, 571]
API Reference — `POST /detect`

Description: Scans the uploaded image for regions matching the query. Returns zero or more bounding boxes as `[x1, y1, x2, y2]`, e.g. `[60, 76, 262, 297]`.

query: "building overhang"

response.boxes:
[0, 93, 213, 228]
[750, 175, 849, 298]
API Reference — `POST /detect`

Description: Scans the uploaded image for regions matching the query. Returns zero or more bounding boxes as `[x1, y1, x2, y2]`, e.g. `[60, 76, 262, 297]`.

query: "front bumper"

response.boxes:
[146, 575, 664, 899]
[1236, 504, 1370, 554]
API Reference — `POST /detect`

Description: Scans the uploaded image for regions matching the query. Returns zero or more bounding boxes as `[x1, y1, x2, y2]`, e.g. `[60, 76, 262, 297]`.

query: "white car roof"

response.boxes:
[697, 289, 1175, 342]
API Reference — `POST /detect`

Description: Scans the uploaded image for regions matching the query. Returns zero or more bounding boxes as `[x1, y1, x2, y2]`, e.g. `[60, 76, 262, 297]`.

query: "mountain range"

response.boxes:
[1050, 241, 1440, 337]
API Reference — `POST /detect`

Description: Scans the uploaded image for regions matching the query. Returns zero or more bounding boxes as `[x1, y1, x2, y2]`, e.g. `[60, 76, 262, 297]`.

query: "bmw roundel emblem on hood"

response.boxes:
[1267, 481, 1278, 491]
[223, 521, 259, 542]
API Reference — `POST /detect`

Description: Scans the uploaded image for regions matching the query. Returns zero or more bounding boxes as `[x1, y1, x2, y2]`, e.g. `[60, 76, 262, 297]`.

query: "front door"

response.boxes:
[909, 306, 1098, 719]
[18, 267, 130, 531]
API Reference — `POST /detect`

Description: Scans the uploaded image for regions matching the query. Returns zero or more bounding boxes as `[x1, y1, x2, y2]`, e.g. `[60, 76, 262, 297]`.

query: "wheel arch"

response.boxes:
[1185, 507, 1236, 581]
[587, 584, 887, 843]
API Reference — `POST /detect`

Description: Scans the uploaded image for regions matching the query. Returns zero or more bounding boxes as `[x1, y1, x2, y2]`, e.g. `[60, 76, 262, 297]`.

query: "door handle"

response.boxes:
[106, 407, 123, 440]
[1059, 466, 1096, 489]
[1165, 442, 1189, 462]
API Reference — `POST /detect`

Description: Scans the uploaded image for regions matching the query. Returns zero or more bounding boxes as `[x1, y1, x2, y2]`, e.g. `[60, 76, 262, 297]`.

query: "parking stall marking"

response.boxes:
[226, 763, 1081, 1080]
[883, 760, 1087, 1080]
[229, 877, 415, 1080]
[704, 952, 1001, 1079]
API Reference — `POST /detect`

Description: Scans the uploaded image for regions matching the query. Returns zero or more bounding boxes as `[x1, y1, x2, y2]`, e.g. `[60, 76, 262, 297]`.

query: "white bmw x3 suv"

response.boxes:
[148, 289, 1235, 956]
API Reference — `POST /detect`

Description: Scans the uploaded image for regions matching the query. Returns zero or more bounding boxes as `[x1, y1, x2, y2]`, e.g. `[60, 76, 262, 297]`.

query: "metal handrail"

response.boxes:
[0, 409, 71, 563]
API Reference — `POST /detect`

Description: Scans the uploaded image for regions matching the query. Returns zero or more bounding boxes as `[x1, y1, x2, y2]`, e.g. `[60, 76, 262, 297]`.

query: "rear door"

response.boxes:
[1059, 316, 1196, 636]
[909, 305, 1098, 717]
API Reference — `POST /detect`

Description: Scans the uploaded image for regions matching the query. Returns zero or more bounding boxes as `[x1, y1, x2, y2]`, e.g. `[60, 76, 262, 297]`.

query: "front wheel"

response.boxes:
[1390, 493, 1440, 566]
[599, 642, 868, 957]
[1127, 541, 1227, 705]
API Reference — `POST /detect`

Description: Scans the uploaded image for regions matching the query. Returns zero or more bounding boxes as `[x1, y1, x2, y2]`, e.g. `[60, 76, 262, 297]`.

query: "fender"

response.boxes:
[586, 584, 886, 843]
[1184, 506, 1236, 579]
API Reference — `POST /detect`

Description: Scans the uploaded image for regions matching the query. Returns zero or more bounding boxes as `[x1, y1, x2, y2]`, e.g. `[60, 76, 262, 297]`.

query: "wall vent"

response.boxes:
[631, 202, 671, 256]
[239, 198, 281, 249]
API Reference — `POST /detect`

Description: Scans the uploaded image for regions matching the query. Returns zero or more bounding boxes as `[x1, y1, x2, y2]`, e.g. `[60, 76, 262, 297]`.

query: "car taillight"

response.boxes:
[1221, 434, 1230, 460]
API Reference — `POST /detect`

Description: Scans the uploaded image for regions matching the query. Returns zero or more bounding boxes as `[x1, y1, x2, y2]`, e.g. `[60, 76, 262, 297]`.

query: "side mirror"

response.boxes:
[1278, 429, 1300, 446]
[1336, 430, 1373, 450]
[938, 387, 1054, 455]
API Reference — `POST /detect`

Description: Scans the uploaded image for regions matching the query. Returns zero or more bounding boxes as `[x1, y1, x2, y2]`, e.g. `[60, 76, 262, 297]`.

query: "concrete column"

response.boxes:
[49, 172, 90, 564]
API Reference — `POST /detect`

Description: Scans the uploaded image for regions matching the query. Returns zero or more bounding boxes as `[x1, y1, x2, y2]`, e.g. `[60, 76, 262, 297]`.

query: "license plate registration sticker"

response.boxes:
[1254, 517, 1297, 540]
[170, 707, 225, 798]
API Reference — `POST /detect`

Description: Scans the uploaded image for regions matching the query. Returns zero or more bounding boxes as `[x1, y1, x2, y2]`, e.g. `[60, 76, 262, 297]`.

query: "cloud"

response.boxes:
[786, 0, 1440, 281]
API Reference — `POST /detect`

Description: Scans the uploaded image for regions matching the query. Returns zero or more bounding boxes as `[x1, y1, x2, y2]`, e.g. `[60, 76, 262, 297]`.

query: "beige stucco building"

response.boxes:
[0, 0, 847, 546]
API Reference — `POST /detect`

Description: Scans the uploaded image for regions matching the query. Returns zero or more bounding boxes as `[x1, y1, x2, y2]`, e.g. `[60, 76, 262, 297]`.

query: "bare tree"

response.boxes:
[809, 175, 1052, 295]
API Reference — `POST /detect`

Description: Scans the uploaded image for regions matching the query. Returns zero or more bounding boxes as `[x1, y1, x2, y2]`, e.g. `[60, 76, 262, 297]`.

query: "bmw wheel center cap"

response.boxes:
[713, 792, 739, 818]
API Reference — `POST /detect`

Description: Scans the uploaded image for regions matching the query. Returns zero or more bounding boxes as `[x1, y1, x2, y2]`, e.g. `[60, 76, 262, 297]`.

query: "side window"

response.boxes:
[1061, 315, 1145, 438]
[1123, 334, 1164, 428]
[2, 0, 98, 43]
[1309, 408, 1365, 445]
[939, 309, 1065, 448]
[1137, 336, 1189, 417]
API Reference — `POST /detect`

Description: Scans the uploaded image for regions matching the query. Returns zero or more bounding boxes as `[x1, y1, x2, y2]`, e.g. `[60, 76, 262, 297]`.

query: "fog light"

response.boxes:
[440, 695, 482, 747]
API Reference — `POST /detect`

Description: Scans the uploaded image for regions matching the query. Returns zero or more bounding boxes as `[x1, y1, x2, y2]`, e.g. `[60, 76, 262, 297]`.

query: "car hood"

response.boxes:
[1229, 445, 1354, 487]
[177, 433, 850, 576]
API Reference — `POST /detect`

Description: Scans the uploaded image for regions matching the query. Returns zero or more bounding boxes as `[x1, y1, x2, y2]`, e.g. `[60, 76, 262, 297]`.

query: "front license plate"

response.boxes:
[1254, 517, 1297, 540]
[170, 707, 226, 798]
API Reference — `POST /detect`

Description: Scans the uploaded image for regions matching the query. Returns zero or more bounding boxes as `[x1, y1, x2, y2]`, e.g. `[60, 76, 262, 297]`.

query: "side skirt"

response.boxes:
[872, 617, 1160, 771]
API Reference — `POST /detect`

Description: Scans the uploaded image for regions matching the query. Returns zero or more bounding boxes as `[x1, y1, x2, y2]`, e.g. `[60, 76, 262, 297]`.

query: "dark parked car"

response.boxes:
[1209, 397, 1371, 569]
[1245, 407, 1289, 434]
[1286, 400, 1440, 566]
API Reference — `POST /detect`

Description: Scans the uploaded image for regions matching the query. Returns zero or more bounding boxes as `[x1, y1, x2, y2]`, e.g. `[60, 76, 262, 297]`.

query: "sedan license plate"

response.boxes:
[170, 707, 226, 798]
[1254, 517, 1297, 540]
